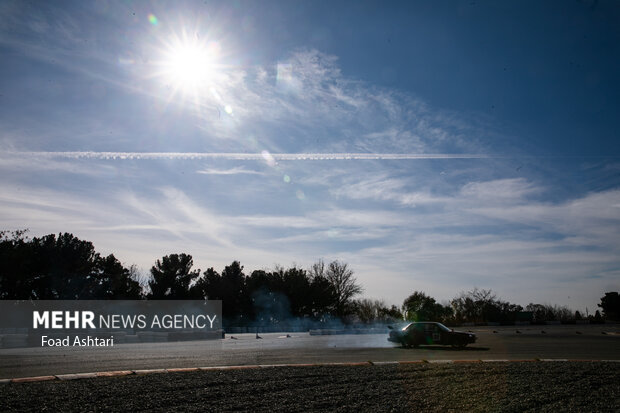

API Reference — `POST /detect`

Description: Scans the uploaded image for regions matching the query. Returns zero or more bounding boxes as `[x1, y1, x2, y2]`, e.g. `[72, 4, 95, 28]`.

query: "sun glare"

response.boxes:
[149, 24, 233, 111]
[159, 35, 219, 93]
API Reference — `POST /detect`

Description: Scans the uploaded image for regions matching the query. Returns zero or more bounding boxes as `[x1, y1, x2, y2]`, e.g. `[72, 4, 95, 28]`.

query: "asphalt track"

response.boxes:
[1, 324, 618, 379]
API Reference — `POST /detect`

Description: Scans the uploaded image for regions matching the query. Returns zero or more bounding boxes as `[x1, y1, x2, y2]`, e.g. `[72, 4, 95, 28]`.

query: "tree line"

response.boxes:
[400, 288, 613, 325]
[0, 231, 368, 326]
[1, 231, 618, 326]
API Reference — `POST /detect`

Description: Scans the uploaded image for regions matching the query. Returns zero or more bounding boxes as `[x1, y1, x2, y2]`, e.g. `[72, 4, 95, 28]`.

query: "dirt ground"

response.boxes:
[1, 361, 619, 412]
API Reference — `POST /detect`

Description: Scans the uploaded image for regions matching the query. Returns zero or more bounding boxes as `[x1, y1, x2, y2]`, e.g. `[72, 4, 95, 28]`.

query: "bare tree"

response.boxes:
[452, 288, 497, 323]
[308, 259, 326, 279]
[353, 298, 384, 323]
[307, 260, 334, 317]
[325, 260, 363, 317]
[469, 288, 497, 303]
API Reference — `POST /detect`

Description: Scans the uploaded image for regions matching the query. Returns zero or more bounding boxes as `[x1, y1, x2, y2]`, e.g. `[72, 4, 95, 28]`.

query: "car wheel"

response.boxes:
[451, 340, 467, 349]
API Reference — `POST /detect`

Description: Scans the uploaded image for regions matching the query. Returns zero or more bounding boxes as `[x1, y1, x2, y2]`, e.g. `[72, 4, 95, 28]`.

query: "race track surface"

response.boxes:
[1, 324, 618, 379]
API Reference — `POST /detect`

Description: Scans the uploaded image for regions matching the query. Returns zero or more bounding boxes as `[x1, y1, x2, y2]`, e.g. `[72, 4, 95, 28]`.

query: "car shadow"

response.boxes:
[395, 345, 490, 351]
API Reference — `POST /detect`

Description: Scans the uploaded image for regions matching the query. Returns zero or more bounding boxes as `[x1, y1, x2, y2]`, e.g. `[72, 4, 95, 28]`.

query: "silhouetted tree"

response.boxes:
[524, 303, 573, 323]
[403, 291, 452, 322]
[403, 291, 433, 321]
[598, 292, 619, 321]
[6, 232, 98, 299]
[195, 267, 221, 300]
[148, 253, 200, 299]
[92, 255, 142, 299]
[1, 231, 142, 299]
[353, 299, 384, 323]
[593, 309, 604, 323]
[452, 288, 524, 324]
[325, 260, 362, 317]
[352, 299, 403, 324]
[279, 266, 312, 317]
[0, 229, 36, 299]
[33, 232, 100, 299]
[452, 288, 498, 323]
[246, 269, 286, 323]
[495, 301, 523, 323]
[198, 261, 252, 322]
[308, 259, 326, 279]
[379, 305, 404, 322]
[308, 271, 335, 318]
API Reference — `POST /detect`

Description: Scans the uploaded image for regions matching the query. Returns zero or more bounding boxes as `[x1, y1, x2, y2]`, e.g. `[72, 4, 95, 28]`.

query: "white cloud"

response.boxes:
[196, 166, 264, 175]
[460, 178, 542, 203]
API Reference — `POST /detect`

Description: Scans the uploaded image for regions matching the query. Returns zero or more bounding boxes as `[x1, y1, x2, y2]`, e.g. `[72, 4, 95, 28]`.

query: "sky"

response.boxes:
[0, 0, 619, 313]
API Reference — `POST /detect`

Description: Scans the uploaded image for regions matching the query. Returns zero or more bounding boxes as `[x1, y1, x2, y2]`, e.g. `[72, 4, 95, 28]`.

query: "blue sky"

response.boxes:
[1, 0, 619, 312]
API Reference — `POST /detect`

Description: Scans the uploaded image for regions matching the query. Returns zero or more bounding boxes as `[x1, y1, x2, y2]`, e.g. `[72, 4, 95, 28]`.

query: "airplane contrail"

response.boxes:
[5, 151, 490, 161]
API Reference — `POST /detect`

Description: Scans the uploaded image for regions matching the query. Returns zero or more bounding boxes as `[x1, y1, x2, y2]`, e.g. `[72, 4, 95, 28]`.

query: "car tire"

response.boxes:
[451, 340, 467, 349]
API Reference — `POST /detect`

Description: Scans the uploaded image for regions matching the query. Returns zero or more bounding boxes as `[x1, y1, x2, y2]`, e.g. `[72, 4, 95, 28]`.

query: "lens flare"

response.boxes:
[261, 150, 276, 167]
[210, 87, 222, 101]
[148, 14, 158, 25]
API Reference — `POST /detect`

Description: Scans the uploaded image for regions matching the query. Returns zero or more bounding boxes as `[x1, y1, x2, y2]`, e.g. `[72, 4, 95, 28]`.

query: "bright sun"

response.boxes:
[159, 35, 219, 93]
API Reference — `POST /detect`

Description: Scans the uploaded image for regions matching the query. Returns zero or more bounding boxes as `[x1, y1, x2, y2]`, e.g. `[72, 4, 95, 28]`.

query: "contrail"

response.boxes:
[5, 151, 490, 161]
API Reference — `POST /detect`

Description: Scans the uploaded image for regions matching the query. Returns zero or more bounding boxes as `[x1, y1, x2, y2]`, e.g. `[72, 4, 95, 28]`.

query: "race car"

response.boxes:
[388, 321, 476, 348]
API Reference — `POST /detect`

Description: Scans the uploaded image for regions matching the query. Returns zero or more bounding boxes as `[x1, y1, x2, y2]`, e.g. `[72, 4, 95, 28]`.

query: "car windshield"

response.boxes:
[436, 323, 452, 332]
[403, 322, 451, 332]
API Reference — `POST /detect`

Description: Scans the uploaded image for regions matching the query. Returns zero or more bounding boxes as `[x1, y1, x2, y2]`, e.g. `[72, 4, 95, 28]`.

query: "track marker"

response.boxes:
[453, 360, 482, 363]
[56, 373, 97, 381]
[11, 375, 56, 383]
[134, 369, 167, 375]
[95, 371, 133, 377]
[166, 367, 199, 373]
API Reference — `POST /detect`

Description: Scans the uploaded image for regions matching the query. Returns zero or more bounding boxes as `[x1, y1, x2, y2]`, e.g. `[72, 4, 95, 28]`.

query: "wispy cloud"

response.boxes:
[196, 166, 264, 175]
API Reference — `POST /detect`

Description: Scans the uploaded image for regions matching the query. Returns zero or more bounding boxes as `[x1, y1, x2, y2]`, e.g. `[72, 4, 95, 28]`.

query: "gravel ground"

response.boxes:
[1, 362, 618, 412]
